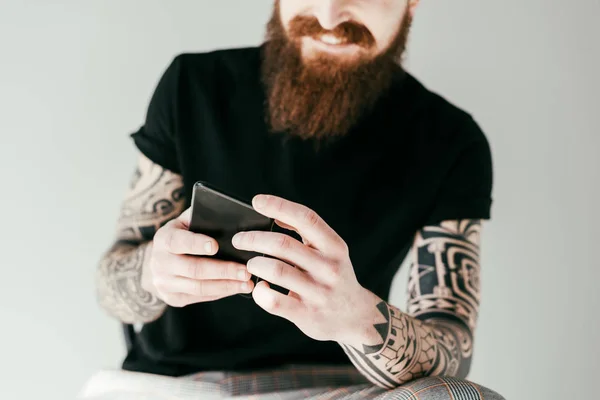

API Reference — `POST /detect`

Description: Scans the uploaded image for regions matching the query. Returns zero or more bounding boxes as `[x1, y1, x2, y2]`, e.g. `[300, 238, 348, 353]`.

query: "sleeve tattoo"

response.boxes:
[95, 155, 186, 324]
[340, 219, 481, 388]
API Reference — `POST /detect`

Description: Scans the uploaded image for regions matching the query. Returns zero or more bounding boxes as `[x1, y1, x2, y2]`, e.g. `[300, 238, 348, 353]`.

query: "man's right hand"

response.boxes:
[143, 208, 254, 307]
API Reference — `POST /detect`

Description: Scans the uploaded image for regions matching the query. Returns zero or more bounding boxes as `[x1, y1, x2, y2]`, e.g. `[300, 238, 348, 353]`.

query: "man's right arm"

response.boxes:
[95, 153, 186, 324]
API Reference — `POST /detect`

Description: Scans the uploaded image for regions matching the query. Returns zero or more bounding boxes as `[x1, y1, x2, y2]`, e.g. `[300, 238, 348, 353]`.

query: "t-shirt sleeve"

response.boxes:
[130, 55, 183, 174]
[424, 120, 494, 225]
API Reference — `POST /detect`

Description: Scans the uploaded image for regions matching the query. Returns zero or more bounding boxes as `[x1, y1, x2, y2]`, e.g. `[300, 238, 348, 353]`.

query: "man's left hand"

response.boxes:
[232, 194, 377, 345]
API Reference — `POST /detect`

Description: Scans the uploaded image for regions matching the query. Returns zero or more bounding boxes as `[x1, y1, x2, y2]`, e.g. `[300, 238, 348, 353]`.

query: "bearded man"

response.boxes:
[90, 1, 504, 399]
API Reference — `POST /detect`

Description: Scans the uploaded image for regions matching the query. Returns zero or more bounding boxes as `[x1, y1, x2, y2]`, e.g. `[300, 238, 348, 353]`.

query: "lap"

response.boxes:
[78, 365, 505, 400]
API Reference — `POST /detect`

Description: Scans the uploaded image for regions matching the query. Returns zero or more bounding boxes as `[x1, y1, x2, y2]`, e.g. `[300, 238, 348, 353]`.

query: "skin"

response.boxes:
[233, 195, 481, 388]
[96, 157, 482, 387]
[95, 154, 253, 324]
[97, 0, 480, 388]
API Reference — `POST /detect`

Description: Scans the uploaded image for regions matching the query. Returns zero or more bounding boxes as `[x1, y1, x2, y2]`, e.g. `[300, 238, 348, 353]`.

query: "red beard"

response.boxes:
[261, 1, 413, 141]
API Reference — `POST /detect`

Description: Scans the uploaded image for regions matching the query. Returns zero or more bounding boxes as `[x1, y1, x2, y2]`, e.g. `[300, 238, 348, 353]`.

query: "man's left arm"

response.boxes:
[338, 219, 481, 388]
[231, 195, 482, 390]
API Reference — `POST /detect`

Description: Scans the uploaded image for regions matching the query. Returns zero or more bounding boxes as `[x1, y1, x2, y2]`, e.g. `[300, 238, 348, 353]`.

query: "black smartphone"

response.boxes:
[188, 181, 281, 296]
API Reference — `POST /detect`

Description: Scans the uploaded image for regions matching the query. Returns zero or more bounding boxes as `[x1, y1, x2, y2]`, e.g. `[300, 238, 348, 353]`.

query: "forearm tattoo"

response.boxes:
[96, 155, 186, 324]
[341, 219, 481, 388]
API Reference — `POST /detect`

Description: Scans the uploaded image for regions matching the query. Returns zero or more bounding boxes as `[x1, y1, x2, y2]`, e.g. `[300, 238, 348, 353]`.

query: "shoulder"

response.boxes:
[169, 45, 261, 86]
[400, 72, 489, 149]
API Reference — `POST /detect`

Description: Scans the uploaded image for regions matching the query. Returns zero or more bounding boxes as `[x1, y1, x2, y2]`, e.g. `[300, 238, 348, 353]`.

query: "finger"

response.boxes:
[275, 220, 308, 245]
[252, 281, 304, 321]
[232, 231, 327, 278]
[156, 226, 218, 256]
[252, 195, 343, 254]
[247, 257, 322, 300]
[177, 207, 193, 226]
[170, 256, 250, 281]
[274, 219, 295, 231]
[160, 277, 254, 297]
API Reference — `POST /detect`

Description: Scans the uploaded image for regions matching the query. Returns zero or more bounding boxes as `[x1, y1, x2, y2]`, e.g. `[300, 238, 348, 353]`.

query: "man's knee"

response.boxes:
[479, 384, 506, 400]
[384, 376, 505, 400]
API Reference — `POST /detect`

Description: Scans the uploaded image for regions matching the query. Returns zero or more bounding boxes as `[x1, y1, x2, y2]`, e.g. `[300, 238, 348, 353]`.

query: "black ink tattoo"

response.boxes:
[341, 219, 482, 387]
[361, 302, 390, 355]
[96, 241, 166, 323]
[96, 155, 186, 324]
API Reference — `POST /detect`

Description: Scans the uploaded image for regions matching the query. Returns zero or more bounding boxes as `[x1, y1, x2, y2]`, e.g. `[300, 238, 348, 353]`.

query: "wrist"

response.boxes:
[337, 286, 386, 350]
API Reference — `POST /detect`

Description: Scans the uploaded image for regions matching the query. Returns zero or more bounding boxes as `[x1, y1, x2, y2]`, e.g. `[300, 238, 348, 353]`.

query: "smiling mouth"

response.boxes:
[307, 34, 362, 52]
[316, 33, 349, 46]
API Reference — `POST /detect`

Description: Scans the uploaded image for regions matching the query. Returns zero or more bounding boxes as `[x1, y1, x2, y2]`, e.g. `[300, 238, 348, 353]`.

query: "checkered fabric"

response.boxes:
[78, 364, 505, 400]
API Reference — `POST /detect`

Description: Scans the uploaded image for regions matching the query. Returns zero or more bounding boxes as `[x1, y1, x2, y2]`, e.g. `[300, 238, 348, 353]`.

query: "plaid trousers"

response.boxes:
[78, 364, 505, 400]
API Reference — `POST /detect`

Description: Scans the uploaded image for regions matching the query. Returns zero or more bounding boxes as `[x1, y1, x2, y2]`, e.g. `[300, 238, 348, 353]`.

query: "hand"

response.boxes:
[231, 195, 375, 344]
[144, 208, 254, 307]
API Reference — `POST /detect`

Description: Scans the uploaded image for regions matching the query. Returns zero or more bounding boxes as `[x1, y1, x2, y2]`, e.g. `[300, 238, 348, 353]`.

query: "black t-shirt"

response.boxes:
[122, 45, 493, 376]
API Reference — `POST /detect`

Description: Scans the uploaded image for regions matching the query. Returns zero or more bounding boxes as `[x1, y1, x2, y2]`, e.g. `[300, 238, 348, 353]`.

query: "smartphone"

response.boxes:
[188, 181, 282, 296]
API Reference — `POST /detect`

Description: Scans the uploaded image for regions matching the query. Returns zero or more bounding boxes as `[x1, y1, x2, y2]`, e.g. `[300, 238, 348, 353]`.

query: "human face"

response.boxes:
[278, 0, 417, 64]
[261, 0, 418, 140]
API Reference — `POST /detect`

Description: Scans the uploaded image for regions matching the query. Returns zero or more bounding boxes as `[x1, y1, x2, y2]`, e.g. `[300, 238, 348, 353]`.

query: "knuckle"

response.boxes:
[169, 294, 187, 308]
[220, 263, 233, 280]
[229, 280, 241, 293]
[304, 209, 320, 227]
[338, 239, 349, 255]
[228, 263, 240, 279]
[187, 258, 202, 280]
[278, 235, 291, 250]
[317, 292, 329, 306]
[192, 280, 205, 296]
[162, 229, 176, 252]
[312, 289, 328, 306]
[328, 261, 342, 281]
[172, 300, 185, 308]
[273, 261, 286, 279]
[319, 284, 333, 303]
[162, 293, 176, 305]
[275, 198, 285, 213]
[187, 233, 198, 253]
[153, 278, 166, 292]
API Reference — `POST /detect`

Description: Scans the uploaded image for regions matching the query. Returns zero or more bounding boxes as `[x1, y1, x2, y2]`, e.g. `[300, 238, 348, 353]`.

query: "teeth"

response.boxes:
[319, 34, 343, 45]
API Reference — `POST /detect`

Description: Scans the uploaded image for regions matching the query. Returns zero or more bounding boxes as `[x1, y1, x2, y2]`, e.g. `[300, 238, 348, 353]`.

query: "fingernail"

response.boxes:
[238, 269, 248, 280]
[254, 195, 267, 209]
[241, 282, 250, 291]
[232, 233, 242, 247]
[204, 241, 213, 253]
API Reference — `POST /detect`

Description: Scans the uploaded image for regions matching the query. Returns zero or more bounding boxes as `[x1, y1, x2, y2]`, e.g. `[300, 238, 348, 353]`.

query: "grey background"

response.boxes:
[0, 1, 598, 399]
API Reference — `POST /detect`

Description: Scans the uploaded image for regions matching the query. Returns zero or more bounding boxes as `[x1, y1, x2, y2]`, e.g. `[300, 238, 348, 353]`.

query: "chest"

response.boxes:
[180, 139, 438, 285]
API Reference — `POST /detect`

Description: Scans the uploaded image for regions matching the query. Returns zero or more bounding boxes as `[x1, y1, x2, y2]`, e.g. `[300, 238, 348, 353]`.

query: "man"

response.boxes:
[91, 0, 504, 399]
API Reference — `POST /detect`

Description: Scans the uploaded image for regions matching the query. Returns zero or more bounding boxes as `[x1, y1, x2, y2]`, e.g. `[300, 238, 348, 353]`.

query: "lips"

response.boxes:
[288, 15, 375, 49]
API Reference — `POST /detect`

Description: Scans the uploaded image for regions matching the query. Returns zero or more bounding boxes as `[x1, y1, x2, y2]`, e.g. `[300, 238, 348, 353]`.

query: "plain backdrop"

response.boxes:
[0, 1, 598, 399]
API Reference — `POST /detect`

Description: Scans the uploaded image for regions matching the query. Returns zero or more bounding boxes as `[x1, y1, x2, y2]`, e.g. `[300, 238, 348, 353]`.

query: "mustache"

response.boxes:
[287, 16, 375, 48]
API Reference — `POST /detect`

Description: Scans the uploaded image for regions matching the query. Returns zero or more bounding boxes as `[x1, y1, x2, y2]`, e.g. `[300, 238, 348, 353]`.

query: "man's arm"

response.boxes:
[95, 153, 186, 324]
[339, 219, 481, 388]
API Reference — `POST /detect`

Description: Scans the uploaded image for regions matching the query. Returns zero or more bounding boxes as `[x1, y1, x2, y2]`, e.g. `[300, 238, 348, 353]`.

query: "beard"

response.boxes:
[261, 1, 413, 141]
